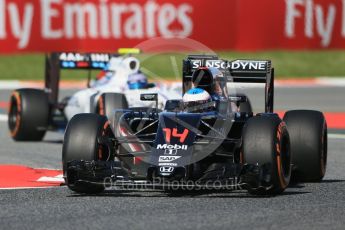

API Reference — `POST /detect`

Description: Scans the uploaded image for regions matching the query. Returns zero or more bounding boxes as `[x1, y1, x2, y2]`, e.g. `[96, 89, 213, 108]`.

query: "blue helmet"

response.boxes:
[127, 73, 148, 89]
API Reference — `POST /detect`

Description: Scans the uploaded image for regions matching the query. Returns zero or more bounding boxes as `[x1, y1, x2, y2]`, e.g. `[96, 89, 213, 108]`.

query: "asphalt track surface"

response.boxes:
[0, 87, 344, 230]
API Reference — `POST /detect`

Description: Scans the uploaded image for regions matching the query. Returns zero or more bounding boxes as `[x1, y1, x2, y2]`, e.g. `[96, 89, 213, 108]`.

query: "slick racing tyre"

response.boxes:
[242, 115, 291, 195]
[62, 113, 114, 194]
[283, 110, 327, 182]
[8, 88, 49, 141]
[97, 93, 128, 126]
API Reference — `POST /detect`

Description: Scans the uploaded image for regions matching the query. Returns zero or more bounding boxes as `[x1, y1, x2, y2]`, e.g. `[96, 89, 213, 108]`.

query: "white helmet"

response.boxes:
[182, 88, 214, 112]
[183, 88, 211, 102]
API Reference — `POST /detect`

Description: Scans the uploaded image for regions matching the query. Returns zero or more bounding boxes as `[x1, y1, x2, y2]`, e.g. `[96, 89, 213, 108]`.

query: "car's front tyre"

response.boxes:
[62, 113, 114, 194]
[242, 115, 291, 195]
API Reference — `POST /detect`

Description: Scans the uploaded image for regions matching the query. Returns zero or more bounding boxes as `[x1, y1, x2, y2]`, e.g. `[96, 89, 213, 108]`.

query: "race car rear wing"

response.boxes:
[44, 49, 140, 105]
[58, 53, 115, 70]
[182, 55, 274, 113]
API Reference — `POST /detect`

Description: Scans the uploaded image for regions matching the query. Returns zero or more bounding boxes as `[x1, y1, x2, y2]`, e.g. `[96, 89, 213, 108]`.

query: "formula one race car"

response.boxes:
[8, 49, 180, 141]
[62, 54, 327, 195]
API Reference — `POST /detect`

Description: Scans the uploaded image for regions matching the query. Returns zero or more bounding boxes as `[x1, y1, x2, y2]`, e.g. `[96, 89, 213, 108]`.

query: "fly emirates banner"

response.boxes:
[0, 0, 345, 53]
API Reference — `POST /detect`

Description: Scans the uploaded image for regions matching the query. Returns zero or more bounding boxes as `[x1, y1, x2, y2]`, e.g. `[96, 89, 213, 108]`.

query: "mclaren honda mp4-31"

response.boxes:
[62, 55, 327, 195]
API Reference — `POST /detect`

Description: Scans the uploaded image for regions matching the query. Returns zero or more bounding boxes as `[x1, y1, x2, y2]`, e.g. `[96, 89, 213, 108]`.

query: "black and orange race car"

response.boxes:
[62, 54, 327, 195]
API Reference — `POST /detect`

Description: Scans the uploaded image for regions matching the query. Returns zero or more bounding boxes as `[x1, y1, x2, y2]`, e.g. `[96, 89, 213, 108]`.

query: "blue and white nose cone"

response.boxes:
[183, 88, 211, 103]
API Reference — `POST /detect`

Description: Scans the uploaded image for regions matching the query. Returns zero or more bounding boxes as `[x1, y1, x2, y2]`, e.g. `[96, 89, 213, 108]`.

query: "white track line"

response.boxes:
[37, 174, 64, 183]
[0, 114, 7, 122]
[328, 133, 345, 140]
[0, 78, 345, 90]
[0, 80, 21, 89]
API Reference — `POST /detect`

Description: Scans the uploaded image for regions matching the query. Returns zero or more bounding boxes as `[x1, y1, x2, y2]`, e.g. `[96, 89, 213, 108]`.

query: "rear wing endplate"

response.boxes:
[58, 53, 115, 70]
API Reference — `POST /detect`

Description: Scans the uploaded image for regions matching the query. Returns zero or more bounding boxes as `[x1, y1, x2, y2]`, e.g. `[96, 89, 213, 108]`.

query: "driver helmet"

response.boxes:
[182, 88, 214, 112]
[127, 72, 148, 89]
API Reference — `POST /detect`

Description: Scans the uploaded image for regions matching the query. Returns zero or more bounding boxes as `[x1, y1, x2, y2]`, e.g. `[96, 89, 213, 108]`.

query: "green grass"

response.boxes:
[0, 51, 344, 80]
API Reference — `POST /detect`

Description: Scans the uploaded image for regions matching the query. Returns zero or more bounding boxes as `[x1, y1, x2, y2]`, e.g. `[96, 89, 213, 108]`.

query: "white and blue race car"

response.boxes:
[7, 50, 181, 141]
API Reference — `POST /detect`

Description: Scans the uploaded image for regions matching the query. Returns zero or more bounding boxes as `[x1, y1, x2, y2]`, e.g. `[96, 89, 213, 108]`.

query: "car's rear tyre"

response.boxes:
[62, 113, 114, 194]
[283, 110, 327, 182]
[242, 115, 291, 195]
[8, 88, 49, 141]
[97, 93, 128, 126]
